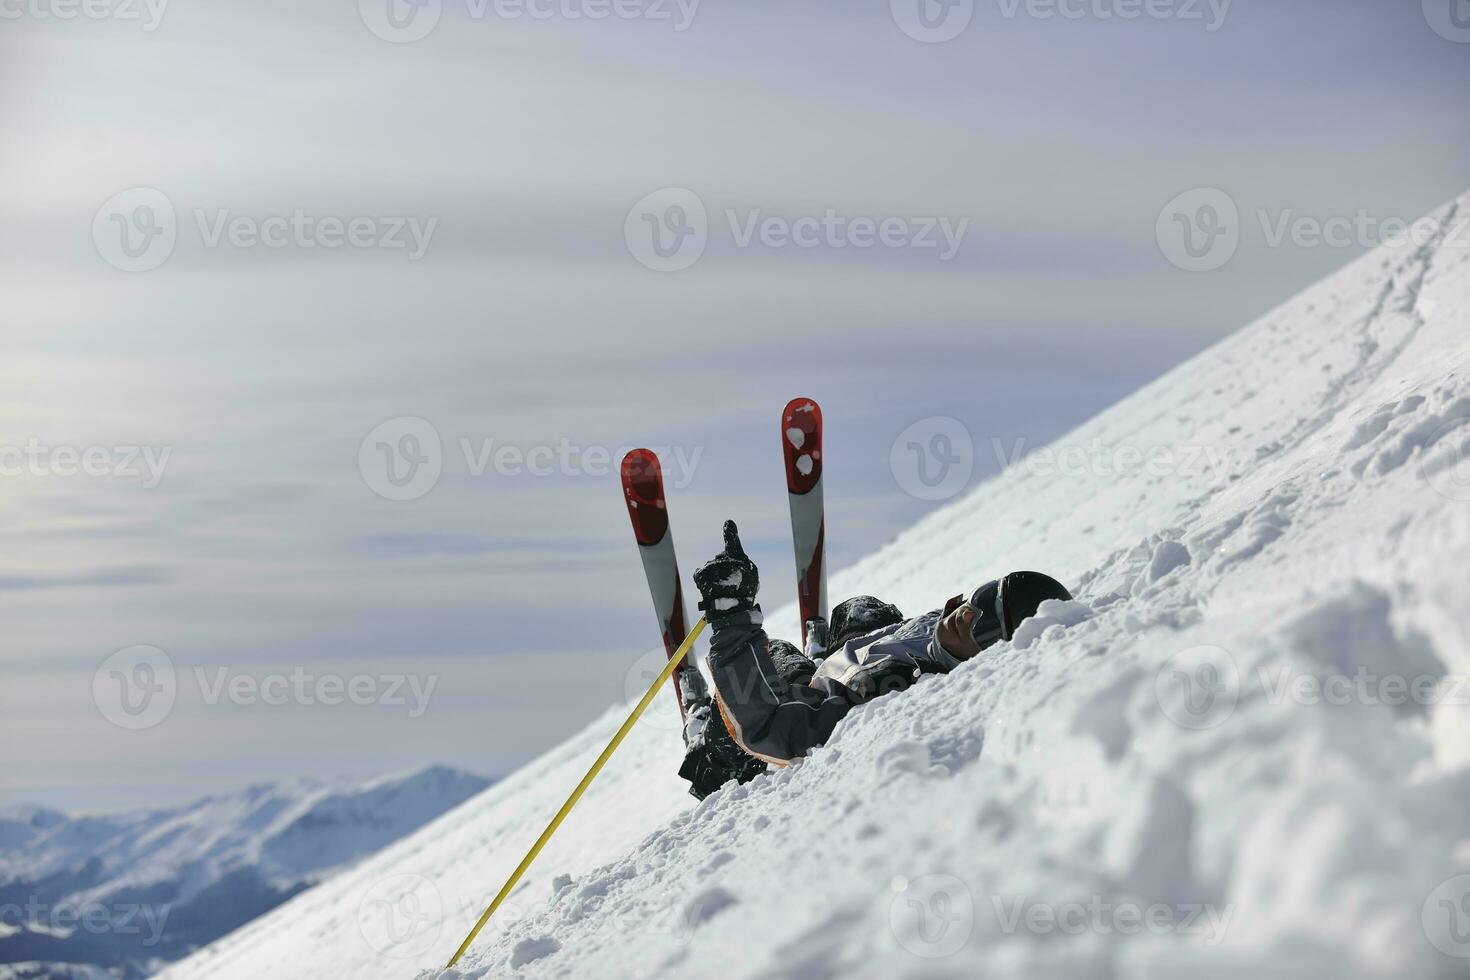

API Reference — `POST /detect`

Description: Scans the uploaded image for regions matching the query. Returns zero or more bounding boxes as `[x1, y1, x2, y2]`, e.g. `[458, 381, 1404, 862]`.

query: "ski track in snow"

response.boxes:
[160, 192, 1470, 980]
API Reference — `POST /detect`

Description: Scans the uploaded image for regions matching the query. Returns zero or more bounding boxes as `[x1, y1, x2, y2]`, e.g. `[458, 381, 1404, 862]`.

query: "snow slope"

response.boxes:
[0, 766, 487, 976]
[163, 191, 1470, 980]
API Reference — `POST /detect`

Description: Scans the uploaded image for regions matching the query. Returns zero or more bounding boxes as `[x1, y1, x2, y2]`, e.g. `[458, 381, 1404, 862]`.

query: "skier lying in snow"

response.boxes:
[677, 520, 1071, 799]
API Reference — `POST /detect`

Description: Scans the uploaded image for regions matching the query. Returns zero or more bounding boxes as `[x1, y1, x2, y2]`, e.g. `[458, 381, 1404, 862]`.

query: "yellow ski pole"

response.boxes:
[444, 615, 708, 970]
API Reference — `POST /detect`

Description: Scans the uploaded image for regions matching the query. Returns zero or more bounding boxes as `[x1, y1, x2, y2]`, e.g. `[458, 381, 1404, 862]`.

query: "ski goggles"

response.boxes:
[965, 578, 1010, 650]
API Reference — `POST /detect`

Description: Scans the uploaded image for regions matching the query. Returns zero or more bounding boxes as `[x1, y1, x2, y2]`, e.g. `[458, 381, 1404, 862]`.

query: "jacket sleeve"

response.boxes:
[706, 609, 861, 766]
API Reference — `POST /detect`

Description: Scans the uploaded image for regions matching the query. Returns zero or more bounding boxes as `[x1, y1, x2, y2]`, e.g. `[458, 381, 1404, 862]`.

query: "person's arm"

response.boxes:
[694, 521, 859, 766]
[706, 608, 858, 766]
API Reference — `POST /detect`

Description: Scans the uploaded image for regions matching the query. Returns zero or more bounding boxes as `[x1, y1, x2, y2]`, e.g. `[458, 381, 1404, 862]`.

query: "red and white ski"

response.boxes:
[781, 397, 828, 647]
[621, 448, 706, 720]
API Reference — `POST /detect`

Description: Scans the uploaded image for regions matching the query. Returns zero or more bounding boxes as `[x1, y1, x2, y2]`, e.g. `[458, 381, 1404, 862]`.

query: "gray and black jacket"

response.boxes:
[707, 608, 960, 767]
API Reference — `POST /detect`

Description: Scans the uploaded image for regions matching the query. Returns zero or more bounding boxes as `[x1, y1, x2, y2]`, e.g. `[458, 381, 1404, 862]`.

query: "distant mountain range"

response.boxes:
[0, 766, 489, 979]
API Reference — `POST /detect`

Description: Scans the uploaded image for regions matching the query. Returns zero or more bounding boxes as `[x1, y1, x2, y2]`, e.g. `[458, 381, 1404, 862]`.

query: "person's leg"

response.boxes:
[766, 638, 815, 686]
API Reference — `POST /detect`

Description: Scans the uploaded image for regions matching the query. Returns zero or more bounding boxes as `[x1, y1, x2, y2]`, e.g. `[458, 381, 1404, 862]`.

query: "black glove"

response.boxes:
[678, 695, 767, 800]
[693, 520, 760, 622]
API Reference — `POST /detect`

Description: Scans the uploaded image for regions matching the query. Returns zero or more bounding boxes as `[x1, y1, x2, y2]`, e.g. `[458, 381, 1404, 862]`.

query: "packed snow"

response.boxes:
[161, 192, 1470, 979]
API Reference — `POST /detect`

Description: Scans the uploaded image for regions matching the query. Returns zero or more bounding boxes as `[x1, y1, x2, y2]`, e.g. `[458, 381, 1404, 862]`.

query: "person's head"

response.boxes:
[828, 595, 905, 651]
[935, 571, 1072, 661]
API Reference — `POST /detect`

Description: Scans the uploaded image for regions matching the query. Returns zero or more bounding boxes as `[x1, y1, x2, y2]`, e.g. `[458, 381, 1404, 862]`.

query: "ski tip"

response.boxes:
[781, 399, 823, 493]
[622, 449, 671, 543]
[621, 448, 662, 484]
[781, 396, 821, 419]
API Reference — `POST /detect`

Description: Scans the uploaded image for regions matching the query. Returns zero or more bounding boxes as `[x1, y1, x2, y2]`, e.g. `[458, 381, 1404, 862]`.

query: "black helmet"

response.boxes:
[828, 595, 905, 650]
[967, 572, 1072, 650]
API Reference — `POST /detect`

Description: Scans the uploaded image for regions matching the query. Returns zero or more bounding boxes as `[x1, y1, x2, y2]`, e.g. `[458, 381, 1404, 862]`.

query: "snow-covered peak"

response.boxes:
[0, 766, 488, 977]
[162, 192, 1470, 979]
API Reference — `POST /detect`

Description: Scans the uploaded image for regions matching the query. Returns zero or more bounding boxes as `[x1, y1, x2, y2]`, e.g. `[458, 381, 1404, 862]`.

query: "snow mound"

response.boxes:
[163, 192, 1470, 980]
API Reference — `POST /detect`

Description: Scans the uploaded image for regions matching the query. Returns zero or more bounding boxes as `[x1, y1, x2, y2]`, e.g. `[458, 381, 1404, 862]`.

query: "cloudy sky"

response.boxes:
[3, 0, 1469, 811]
